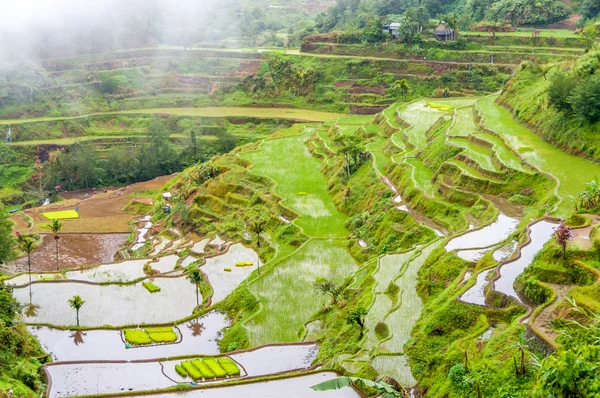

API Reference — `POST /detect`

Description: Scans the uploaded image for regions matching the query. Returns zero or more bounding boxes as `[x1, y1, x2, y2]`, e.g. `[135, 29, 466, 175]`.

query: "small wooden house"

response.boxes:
[434, 22, 454, 41]
[382, 22, 401, 39]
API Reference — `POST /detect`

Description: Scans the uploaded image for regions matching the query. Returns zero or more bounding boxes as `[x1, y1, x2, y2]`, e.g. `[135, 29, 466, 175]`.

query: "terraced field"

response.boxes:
[478, 95, 600, 217]
[1, 107, 343, 126]
[6, 71, 600, 398]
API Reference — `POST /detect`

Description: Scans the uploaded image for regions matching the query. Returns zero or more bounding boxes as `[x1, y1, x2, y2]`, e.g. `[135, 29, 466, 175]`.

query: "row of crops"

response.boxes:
[175, 357, 241, 381]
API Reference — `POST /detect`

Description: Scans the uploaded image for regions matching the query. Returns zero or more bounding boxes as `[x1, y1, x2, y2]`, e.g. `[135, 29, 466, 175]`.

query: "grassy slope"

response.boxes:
[478, 95, 600, 217]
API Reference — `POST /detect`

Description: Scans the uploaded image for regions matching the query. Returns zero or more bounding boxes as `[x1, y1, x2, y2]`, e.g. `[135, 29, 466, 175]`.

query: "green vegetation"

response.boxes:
[175, 357, 240, 380]
[241, 127, 349, 237]
[142, 281, 161, 293]
[41, 210, 79, 220]
[5, 4, 600, 395]
[124, 329, 152, 345]
[68, 295, 85, 327]
[124, 327, 178, 345]
[499, 51, 600, 164]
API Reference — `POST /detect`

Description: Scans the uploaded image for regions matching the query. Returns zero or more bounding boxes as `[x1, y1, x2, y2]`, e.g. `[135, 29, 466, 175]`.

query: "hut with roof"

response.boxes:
[434, 22, 454, 41]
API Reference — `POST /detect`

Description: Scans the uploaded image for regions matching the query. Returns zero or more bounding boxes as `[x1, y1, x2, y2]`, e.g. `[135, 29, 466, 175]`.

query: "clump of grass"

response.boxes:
[426, 103, 454, 112]
[142, 281, 161, 293]
[374, 321, 390, 340]
[124, 329, 152, 345]
[175, 364, 188, 378]
[41, 210, 80, 220]
[124, 326, 177, 345]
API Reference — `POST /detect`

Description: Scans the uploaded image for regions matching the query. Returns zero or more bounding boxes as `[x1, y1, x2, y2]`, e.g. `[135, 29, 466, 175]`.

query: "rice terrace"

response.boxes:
[2, 0, 600, 397]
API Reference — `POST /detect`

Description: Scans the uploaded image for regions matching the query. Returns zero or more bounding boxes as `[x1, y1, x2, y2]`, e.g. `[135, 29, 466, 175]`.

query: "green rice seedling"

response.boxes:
[203, 358, 228, 378]
[235, 261, 253, 267]
[217, 358, 241, 376]
[191, 359, 214, 379]
[175, 364, 188, 378]
[145, 326, 173, 333]
[181, 361, 202, 380]
[142, 281, 161, 293]
[123, 329, 152, 345]
[147, 330, 178, 343]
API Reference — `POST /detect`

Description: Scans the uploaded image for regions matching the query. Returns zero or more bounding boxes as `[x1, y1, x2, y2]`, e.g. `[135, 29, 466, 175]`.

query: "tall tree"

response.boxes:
[49, 219, 62, 271]
[18, 235, 35, 284]
[68, 295, 85, 327]
[334, 135, 364, 178]
[187, 268, 203, 307]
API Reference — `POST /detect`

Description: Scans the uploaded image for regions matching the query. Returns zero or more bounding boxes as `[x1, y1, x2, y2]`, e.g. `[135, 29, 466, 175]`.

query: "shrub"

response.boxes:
[191, 359, 215, 379]
[143, 263, 159, 276]
[218, 358, 241, 376]
[569, 77, 600, 124]
[448, 363, 468, 388]
[374, 321, 390, 340]
[175, 364, 187, 378]
[548, 74, 578, 113]
[124, 329, 152, 345]
[203, 358, 228, 378]
[181, 361, 202, 380]
[142, 281, 161, 293]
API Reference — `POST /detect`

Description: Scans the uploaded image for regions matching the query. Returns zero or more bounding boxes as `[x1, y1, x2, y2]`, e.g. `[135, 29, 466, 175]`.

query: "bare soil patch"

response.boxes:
[6, 233, 128, 273]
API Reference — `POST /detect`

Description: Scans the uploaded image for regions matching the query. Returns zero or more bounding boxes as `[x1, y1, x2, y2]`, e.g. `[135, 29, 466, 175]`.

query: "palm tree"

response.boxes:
[49, 219, 62, 271]
[311, 376, 406, 397]
[68, 295, 85, 327]
[18, 235, 35, 284]
[187, 268, 203, 307]
[250, 220, 266, 275]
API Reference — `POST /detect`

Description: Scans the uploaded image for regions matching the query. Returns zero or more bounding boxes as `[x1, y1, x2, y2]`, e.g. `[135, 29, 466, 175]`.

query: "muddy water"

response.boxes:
[445, 213, 519, 253]
[495, 220, 557, 301]
[7, 234, 128, 273]
[30, 312, 228, 362]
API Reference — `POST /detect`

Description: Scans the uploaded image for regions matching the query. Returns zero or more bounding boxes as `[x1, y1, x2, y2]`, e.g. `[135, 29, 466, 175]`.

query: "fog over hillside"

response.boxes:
[0, 0, 233, 60]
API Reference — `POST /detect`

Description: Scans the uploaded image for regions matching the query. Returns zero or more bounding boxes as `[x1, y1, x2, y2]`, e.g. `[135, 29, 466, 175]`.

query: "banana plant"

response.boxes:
[311, 376, 405, 398]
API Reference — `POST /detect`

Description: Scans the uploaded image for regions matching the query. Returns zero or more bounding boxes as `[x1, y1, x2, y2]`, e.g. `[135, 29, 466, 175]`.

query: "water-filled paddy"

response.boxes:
[162, 344, 318, 382]
[30, 312, 227, 361]
[138, 372, 360, 398]
[495, 220, 557, 301]
[445, 213, 519, 253]
[201, 243, 260, 303]
[14, 276, 198, 327]
[461, 270, 493, 306]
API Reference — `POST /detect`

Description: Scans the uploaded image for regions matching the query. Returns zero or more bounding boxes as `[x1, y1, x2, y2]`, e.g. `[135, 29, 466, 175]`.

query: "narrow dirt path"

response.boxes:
[533, 283, 571, 342]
